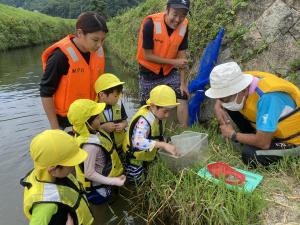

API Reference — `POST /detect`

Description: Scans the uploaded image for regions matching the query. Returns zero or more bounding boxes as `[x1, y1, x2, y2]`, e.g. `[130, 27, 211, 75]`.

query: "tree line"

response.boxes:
[0, 0, 144, 18]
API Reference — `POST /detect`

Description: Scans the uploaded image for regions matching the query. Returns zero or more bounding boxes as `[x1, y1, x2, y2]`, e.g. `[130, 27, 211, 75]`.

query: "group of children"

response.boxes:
[21, 73, 179, 224]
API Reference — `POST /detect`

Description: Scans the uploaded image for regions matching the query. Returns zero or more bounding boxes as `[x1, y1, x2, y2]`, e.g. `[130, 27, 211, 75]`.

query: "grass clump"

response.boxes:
[0, 3, 75, 51]
[125, 122, 266, 224]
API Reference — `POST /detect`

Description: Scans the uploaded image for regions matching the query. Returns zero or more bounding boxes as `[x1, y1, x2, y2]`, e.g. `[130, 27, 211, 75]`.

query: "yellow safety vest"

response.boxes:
[99, 104, 125, 149]
[123, 106, 164, 165]
[241, 71, 300, 145]
[21, 170, 93, 225]
[75, 130, 124, 191]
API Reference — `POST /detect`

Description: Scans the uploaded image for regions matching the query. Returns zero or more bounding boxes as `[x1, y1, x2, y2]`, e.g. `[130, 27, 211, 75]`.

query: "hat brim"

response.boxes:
[169, 3, 189, 10]
[100, 81, 125, 92]
[146, 99, 180, 107]
[91, 103, 106, 116]
[205, 74, 253, 99]
[59, 147, 88, 167]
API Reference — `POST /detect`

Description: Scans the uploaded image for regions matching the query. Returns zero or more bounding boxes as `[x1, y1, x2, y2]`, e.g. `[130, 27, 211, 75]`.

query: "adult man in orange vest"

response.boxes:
[137, 0, 190, 127]
[205, 62, 300, 168]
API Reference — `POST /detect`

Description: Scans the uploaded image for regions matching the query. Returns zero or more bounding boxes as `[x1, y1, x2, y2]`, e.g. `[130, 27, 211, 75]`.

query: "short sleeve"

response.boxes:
[256, 92, 296, 132]
[30, 203, 58, 225]
[142, 19, 154, 49]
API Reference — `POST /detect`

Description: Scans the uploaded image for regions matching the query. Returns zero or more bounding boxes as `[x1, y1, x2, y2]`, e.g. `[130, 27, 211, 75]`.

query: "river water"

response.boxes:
[0, 44, 141, 224]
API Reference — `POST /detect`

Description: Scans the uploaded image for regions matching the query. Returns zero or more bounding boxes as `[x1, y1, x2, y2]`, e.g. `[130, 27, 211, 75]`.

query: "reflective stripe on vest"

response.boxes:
[41, 34, 105, 116]
[241, 71, 300, 145]
[136, 12, 188, 75]
[22, 171, 94, 225]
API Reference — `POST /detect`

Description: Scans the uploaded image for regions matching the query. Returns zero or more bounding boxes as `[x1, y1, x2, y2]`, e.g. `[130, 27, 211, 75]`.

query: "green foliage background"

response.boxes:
[0, 3, 74, 50]
[0, 0, 145, 19]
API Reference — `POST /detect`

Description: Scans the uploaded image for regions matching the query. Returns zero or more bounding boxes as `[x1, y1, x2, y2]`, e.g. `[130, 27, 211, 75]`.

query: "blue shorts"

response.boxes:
[86, 186, 112, 205]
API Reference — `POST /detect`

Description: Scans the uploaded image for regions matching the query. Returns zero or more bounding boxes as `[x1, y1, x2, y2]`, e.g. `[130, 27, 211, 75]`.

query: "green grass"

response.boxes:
[0, 3, 75, 50]
[120, 122, 300, 224]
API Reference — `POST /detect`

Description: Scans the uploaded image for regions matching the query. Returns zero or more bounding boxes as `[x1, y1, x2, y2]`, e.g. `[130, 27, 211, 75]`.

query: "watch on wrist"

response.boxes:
[230, 131, 237, 142]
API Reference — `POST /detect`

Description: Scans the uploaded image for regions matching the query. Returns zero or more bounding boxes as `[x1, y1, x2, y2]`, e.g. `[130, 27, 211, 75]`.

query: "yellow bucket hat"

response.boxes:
[67, 99, 105, 136]
[67, 99, 106, 126]
[94, 73, 125, 94]
[30, 130, 87, 169]
[146, 85, 180, 107]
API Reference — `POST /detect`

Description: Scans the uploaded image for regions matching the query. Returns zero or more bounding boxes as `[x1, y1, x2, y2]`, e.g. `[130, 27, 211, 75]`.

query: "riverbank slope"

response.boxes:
[0, 3, 74, 51]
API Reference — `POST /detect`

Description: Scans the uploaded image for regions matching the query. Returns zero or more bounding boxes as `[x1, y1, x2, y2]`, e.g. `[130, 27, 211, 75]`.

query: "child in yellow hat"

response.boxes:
[123, 85, 178, 183]
[68, 99, 126, 205]
[20, 129, 93, 225]
[94, 73, 128, 152]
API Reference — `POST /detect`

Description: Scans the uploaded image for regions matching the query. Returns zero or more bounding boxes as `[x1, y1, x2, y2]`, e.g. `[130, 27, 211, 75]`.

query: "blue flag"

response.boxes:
[188, 27, 225, 126]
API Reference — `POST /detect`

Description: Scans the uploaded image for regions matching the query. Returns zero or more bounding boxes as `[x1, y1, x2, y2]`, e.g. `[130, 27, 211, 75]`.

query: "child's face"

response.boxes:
[49, 165, 74, 178]
[151, 105, 172, 120]
[99, 90, 121, 106]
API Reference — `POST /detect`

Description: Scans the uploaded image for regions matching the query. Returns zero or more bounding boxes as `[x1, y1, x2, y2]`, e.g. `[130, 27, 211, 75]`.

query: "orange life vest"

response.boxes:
[241, 71, 300, 145]
[42, 34, 105, 116]
[136, 12, 188, 75]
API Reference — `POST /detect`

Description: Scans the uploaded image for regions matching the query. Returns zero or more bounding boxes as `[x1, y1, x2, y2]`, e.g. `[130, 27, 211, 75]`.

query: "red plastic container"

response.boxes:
[207, 162, 246, 185]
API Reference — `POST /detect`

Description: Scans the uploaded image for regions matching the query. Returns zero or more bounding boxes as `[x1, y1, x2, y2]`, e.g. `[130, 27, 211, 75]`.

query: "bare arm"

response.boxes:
[236, 131, 273, 149]
[143, 49, 188, 67]
[155, 141, 177, 156]
[220, 124, 273, 149]
[177, 50, 189, 97]
[83, 144, 125, 186]
[41, 97, 59, 129]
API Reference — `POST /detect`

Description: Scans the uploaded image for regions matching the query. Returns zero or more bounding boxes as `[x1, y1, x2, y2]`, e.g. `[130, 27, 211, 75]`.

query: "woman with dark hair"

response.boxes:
[40, 11, 108, 130]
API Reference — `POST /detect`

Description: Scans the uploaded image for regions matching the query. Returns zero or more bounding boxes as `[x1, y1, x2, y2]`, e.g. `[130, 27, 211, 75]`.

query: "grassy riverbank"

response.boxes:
[0, 3, 75, 51]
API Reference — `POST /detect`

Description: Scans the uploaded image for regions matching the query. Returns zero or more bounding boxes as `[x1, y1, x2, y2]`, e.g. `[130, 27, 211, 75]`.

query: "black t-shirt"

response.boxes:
[140, 18, 188, 77]
[40, 38, 90, 128]
[39, 38, 90, 97]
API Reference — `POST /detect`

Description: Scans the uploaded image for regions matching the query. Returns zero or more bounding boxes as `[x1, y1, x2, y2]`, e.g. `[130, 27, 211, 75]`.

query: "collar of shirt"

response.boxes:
[248, 76, 259, 95]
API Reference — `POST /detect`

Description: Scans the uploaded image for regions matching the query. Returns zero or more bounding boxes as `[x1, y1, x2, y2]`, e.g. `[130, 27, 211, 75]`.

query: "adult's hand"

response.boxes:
[214, 100, 231, 125]
[220, 123, 235, 139]
[172, 58, 188, 68]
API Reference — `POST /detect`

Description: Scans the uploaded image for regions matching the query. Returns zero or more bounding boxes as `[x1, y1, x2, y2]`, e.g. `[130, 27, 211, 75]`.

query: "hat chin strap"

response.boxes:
[85, 122, 97, 134]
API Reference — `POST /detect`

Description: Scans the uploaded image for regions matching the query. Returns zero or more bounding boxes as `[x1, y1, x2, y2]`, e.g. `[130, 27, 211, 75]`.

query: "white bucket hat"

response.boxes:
[205, 62, 253, 99]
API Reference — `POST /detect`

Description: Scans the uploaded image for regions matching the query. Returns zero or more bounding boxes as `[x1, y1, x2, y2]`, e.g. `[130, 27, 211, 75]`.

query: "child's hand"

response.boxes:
[115, 122, 126, 132]
[111, 175, 126, 186]
[101, 122, 116, 133]
[163, 143, 177, 156]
